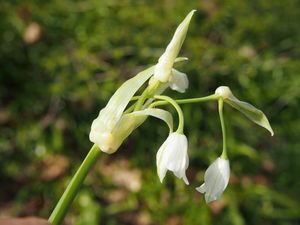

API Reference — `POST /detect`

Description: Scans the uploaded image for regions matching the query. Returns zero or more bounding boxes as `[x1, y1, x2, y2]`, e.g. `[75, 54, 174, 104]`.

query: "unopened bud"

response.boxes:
[215, 86, 232, 100]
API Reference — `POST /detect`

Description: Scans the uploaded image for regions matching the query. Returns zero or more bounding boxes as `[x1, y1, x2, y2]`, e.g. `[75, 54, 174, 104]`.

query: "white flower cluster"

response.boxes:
[156, 131, 230, 203]
[89, 10, 273, 204]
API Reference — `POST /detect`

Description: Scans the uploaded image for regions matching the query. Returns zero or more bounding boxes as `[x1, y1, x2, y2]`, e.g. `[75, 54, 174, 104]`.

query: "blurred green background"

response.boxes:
[1, 0, 300, 225]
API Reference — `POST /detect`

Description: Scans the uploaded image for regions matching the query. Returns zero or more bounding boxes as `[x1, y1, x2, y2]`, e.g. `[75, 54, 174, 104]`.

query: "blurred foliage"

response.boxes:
[1, 0, 300, 225]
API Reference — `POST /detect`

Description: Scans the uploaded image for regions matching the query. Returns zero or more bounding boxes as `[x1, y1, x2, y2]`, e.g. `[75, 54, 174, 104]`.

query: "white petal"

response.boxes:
[182, 173, 189, 185]
[204, 158, 230, 194]
[196, 183, 206, 193]
[156, 141, 168, 182]
[205, 193, 217, 203]
[169, 69, 189, 93]
[196, 157, 230, 203]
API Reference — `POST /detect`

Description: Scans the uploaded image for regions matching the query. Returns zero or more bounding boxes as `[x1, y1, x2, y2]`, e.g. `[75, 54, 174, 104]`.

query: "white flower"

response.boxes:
[196, 157, 230, 203]
[156, 132, 189, 184]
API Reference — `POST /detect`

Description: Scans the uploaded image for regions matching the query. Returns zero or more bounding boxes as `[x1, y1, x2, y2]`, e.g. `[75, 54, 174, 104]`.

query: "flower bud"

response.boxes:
[154, 10, 195, 82]
[215, 86, 232, 100]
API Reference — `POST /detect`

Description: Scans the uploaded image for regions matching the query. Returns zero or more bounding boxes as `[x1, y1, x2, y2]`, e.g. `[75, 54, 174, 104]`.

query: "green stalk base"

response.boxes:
[48, 144, 101, 225]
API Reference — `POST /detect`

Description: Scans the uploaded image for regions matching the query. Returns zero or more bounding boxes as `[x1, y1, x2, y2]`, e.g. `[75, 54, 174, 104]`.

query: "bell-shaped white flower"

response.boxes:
[215, 86, 274, 136]
[156, 132, 189, 184]
[196, 157, 230, 203]
[154, 10, 195, 82]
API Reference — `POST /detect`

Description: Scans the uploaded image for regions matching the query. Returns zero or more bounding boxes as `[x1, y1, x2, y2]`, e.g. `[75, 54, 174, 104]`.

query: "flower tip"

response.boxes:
[196, 184, 205, 193]
[157, 168, 166, 183]
[269, 127, 274, 136]
[204, 194, 217, 203]
[187, 9, 197, 16]
[183, 175, 190, 185]
[184, 10, 196, 23]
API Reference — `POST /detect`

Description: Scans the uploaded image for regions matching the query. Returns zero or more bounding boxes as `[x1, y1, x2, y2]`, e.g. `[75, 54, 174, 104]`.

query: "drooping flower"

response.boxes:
[196, 157, 230, 203]
[156, 132, 189, 184]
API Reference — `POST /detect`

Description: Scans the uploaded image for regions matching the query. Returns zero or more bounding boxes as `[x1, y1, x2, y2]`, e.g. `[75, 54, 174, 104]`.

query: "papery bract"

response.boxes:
[154, 10, 195, 82]
[89, 66, 155, 153]
[215, 86, 274, 136]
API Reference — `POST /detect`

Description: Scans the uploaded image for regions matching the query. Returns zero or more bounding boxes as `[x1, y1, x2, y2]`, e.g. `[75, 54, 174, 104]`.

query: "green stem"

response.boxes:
[133, 79, 161, 111]
[124, 103, 136, 114]
[218, 99, 228, 159]
[130, 96, 140, 101]
[48, 144, 101, 225]
[134, 87, 150, 111]
[153, 95, 184, 133]
[149, 94, 218, 108]
[175, 94, 219, 104]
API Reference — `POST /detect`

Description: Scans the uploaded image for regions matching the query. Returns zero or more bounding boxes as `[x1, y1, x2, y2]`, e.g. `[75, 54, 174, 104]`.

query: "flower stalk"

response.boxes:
[153, 95, 185, 134]
[218, 98, 228, 159]
[48, 144, 101, 225]
[149, 94, 219, 108]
